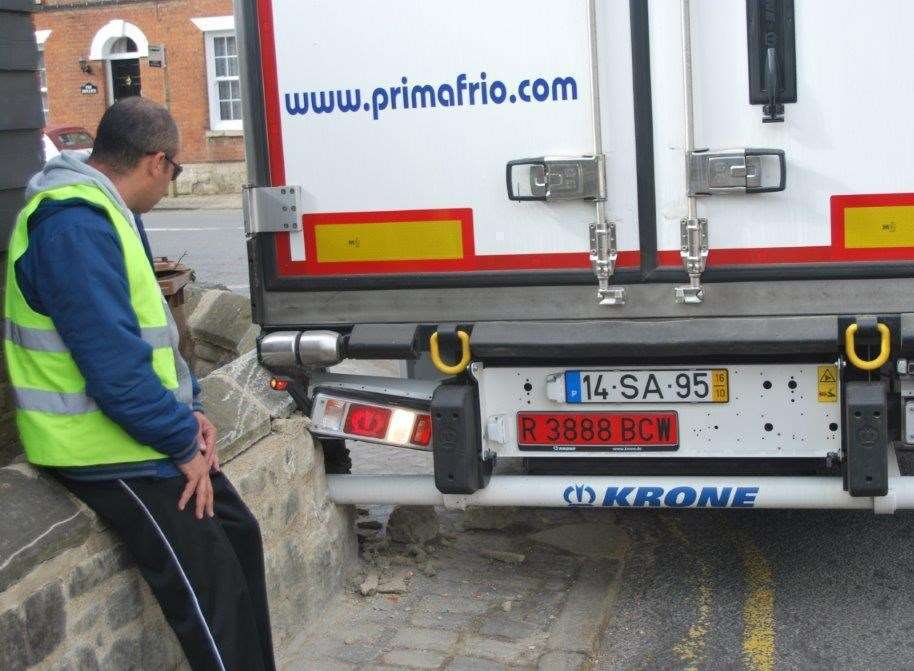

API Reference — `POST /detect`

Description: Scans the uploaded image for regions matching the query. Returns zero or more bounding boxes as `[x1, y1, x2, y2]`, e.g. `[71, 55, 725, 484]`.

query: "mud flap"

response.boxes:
[431, 383, 494, 494]
[844, 381, 888, 497]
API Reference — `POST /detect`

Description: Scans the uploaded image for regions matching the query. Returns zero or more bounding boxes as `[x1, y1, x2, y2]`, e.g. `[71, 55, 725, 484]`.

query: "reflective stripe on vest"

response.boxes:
[4, 320, 173, 353]
[4, 183, 183, 467]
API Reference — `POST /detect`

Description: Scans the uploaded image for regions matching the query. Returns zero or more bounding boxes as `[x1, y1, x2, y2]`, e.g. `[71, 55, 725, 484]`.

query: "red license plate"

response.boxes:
[516, 411, 679, 452]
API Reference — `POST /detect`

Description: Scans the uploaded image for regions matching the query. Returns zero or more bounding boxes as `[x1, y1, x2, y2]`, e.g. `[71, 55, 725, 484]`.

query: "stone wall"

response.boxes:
[173, 161, 247, 196]
[0, 353, 357, 670]
[185, 283, 259, 378]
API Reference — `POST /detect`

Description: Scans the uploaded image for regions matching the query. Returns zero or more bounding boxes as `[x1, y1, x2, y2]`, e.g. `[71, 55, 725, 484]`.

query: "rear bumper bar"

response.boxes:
[326, 450, 910, 513]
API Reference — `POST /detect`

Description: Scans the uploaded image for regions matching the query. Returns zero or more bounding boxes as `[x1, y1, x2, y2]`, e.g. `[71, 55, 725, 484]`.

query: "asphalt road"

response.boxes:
[143, 208, 249, 291]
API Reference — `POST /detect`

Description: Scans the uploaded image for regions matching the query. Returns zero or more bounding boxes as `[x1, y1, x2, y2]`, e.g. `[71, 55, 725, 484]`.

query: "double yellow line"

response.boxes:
[667, 519, 776, 671]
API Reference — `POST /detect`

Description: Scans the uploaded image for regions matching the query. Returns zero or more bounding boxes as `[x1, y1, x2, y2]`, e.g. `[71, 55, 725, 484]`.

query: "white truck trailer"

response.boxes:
[234, 0, 914, 512]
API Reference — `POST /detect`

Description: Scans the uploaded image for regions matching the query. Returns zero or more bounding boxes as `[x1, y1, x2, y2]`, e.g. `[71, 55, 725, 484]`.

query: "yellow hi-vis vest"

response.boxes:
[4, 184, 181, 466]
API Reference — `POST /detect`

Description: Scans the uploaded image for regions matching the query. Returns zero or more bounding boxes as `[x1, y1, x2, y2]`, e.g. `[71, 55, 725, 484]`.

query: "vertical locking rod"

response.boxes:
[675, 0, 709, 304]
[587, 0, 624, 306]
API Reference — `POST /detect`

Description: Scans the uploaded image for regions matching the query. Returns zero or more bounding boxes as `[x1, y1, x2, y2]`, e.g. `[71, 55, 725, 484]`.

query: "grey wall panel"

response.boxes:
[0, 130, 42, 191]
[0, 188, 26, 250]
[0, 71, 43, 132]
[0, 1, 36, 12]
[0, 12, 38, 71]
[0, 5, 41, 252]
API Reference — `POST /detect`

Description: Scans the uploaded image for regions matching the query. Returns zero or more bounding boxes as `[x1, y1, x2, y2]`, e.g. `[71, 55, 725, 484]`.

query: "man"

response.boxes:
[4, 97, 275, 671]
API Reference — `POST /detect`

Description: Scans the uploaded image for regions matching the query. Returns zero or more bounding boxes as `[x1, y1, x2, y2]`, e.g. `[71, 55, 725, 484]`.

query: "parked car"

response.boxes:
[42, 125, 94, 161]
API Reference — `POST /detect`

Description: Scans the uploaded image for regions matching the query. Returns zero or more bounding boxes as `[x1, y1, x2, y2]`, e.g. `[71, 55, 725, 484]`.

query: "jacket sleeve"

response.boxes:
[191, 372, 204, 412]
[18, 207, 199, 463]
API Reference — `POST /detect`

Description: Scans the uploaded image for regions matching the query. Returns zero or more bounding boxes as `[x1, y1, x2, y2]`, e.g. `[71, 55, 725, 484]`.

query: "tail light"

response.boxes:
[311, 393, 433, 450]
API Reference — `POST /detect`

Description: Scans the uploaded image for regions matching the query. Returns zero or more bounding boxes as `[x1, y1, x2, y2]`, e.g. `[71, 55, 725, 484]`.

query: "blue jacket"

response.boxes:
[15, 197, 201, 479]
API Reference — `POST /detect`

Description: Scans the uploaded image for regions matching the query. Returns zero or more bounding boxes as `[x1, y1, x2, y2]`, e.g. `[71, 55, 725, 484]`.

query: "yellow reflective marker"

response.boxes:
[314, 220, 464, 262]
[711, 369, 729, 403]
[817, 365, 838, 403]
[844, 205, 914, 248]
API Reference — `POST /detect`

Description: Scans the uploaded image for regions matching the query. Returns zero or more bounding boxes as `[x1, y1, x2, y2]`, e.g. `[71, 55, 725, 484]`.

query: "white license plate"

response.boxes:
[565, 369, 729, 404]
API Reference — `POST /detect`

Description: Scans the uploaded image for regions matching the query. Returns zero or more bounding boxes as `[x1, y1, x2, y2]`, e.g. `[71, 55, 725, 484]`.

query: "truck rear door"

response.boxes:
[237, 0, 914, 327]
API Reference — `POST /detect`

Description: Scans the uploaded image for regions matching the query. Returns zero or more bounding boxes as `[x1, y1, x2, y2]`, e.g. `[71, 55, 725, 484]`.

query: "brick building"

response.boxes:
[34, 0, 246, 194]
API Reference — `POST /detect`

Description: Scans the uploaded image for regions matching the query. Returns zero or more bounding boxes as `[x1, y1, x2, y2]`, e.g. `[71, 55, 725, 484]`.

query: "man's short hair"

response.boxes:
[90, 97, 179, 173]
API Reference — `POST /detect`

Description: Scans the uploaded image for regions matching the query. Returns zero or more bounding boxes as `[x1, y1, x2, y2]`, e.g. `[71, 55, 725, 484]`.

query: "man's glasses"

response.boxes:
[147, 151, 183, 181]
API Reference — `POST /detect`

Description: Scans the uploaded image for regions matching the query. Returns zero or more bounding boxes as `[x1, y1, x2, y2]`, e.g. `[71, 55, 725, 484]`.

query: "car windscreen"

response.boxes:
[57, 131, 94, 149]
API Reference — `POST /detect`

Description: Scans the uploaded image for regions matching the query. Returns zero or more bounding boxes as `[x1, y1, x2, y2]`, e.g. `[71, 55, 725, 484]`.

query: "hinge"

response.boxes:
[589, 219, 625, 305]
[242, 185, 303, 234]
[675, 217, 709, 304]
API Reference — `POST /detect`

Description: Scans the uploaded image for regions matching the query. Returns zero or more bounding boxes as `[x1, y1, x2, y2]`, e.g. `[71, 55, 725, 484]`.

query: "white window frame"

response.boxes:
[37, 46, 49, 121]
[203, 30, 243, 132]
[35, 30, 51, 122]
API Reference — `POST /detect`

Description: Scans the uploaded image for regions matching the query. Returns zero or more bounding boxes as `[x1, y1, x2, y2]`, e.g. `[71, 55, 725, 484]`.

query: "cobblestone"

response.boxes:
[445, 656, 507, 671]
[381, 649, 447, 669]
[390, 627, 458, 652]
[460, 636, 533, 664]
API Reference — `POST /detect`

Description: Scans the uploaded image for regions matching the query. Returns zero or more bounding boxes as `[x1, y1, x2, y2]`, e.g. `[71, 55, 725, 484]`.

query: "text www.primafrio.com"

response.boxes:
[283, 72, 579, 121]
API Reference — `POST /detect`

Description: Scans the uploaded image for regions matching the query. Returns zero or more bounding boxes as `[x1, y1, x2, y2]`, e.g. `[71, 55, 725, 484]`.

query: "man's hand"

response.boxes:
[194, 411, 219, 472]
[177, 451, 214, 519]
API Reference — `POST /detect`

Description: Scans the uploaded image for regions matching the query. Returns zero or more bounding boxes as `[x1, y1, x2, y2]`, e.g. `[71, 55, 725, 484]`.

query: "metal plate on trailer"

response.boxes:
[474, 363, 841, 458]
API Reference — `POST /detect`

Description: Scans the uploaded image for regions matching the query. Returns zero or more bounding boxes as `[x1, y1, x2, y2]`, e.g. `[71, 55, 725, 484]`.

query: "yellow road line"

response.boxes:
[666, 517, 713, 671]
[739, 533, 775, 671]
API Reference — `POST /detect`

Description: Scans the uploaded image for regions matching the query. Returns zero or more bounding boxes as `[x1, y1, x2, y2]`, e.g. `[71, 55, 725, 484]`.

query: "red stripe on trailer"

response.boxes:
[275, 208, 641, 277]
[256, 0, 285, 186]
[656, 193, 914, 267]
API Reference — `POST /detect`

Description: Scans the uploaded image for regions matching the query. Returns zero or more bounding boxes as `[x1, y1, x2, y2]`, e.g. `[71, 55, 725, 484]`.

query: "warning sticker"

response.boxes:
[711, 369, 729, 403]
[817, 365, 838, 403]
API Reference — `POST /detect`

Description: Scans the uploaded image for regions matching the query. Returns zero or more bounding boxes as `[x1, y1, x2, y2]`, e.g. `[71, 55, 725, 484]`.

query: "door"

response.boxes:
[650, 0, 914, 273]
[110, 58, 141, 101]
[253, 0, 639, 291]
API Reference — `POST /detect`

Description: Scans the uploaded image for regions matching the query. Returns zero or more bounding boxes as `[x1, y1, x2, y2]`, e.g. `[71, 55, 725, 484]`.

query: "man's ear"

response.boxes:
[143, 151, 164, 179]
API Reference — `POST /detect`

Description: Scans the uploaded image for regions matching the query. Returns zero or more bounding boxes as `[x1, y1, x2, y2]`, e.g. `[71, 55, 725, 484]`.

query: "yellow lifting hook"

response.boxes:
[430, 331, 471, 375]
[844, 322, 891, 371]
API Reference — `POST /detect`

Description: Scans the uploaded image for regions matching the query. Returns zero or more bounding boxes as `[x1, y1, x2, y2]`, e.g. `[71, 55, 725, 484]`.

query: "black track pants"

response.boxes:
[58, 473, 276, 671]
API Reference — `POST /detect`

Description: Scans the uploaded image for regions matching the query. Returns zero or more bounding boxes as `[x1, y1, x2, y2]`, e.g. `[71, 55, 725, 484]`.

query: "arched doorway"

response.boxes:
[88, 20, 149, 104]
[106, 37, 141, 102]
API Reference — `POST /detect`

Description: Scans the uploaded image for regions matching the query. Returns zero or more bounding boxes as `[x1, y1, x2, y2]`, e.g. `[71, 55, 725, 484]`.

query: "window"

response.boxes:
[205, 31, 242, 131]
[38, 47, 48, 121]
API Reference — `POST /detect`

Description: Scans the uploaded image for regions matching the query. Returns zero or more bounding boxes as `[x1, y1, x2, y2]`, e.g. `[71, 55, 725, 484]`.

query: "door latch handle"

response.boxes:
[688, 148, 786, 195]
[506, 155, 605, 201]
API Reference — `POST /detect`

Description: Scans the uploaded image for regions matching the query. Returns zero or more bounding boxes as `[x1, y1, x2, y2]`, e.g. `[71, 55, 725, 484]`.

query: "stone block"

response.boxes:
[183, 282, 228, 319]
[446, 656, 506, 671]
[188, 289, 254, 353]
[193, 340, 234, 366]
[68, 546, 129, 598]
[105, 577, 144, 630]
[0, 468, 91, 591]
[0, 607, 27, 671]
[460, 637, 530, 665]
[386, 506, 440, 545]
[24, 581, 66, 664]
[390, 626, 458, 652]
[101, 635, 142, 670]
[52, 647, 100, 671]
[537, 650, 587, 670]
[382, 649, 446, 669]
[213, 350, 296, 419]
[199, 373, 271, 462]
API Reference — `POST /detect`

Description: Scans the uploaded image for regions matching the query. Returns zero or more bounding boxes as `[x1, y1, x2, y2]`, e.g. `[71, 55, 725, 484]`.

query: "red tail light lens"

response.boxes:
[269, 378, 289, 391]
[344, 404, 392, 439]
[411, 414, 432, 446]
